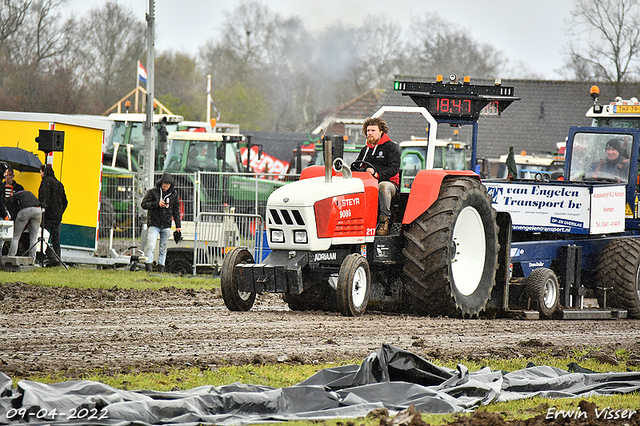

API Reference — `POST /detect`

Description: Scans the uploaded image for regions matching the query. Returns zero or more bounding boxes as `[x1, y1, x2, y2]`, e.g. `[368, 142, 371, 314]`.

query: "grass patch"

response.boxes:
[13, 355, 640, 425]
[0, 267, 220, 290]
[21, 361, 359, 391]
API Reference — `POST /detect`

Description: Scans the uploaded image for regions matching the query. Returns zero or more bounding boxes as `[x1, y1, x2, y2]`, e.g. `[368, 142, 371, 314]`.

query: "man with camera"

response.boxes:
[141, 172, 182, 273]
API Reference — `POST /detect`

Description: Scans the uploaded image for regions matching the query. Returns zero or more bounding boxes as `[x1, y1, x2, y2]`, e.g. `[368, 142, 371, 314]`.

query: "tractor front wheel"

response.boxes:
[336, 253, 370, 316]
[221, 247, 256, 311]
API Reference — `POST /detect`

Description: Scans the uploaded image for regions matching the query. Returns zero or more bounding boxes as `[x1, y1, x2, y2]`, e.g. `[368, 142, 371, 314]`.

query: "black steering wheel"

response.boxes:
[350, 160, 377, 173]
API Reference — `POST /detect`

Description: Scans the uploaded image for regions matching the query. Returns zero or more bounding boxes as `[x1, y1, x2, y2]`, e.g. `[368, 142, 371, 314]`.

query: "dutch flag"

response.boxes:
[138, 60, 147, 84]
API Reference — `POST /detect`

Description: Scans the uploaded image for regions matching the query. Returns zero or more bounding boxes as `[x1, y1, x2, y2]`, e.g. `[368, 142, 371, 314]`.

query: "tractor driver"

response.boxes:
[590, 138, 630, 182]
[353, 117, 400, 236]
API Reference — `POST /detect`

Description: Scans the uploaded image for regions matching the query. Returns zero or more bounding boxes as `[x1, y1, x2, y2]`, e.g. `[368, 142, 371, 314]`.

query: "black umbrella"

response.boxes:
[0, 146, 43, 172]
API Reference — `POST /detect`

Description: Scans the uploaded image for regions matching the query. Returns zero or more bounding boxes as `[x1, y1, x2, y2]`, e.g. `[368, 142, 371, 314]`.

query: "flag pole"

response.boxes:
[207, 74, 211, 123]
[135, 60, 140, 113]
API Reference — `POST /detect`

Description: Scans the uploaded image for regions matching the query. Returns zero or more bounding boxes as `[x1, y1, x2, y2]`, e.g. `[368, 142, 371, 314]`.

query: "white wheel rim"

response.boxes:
[451, 206, 486, 296]
[352, 265, 368, 308]
[636, 266, 640, 301]
[543, 278, 557, 308]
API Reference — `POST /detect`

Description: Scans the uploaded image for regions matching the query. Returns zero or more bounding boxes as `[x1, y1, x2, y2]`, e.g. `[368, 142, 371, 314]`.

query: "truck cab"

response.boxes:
[162, 131, 244, 173]
[104, 113, 183, 171]
[584, 90, 640, 223]
[399, 137, 468, 192]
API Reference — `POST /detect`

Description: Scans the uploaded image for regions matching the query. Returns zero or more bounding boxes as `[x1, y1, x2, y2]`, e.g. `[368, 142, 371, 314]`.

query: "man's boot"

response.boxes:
[145, 263, 153, 272]
[376, 215, 390, 236]
[157, 264, 165, 273]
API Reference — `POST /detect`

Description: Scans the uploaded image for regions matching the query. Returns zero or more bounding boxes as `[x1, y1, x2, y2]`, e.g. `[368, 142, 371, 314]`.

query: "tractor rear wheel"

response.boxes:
[596, 238, 640, 318]
[221, 247, 256, 311]
[524, 268, 559, 318]
[336, 253, 370, 316]
[402, 177, 498, 317]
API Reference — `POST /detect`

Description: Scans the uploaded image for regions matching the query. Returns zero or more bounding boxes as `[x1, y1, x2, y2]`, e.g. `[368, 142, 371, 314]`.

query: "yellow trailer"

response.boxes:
[0, 112, 117, 263]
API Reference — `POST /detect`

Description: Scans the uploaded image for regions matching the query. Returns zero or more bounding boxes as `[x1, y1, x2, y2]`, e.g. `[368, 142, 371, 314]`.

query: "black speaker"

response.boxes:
[36, 129, 65, 152]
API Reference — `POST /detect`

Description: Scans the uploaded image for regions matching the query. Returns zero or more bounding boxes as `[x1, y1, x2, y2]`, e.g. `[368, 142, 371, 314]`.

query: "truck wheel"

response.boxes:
[336, 253, 370, 316]
[402, 177, 498, 317]
[524, 268, 559, 318]
[596, 239, 640, 318]
[221, 247, 256, 311]
[167, 257, 193, 275]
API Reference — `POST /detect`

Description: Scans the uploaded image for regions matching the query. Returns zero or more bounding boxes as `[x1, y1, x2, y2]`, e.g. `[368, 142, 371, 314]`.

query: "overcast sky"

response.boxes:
[67, 0, 576, 80]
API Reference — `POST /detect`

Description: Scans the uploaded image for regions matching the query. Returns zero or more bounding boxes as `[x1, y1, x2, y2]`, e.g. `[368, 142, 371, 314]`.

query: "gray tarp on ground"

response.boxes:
[2, 344, 640, 425]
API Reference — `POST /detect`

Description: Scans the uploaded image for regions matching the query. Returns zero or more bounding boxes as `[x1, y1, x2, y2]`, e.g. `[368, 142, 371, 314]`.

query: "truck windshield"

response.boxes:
[569, 132, 631, 182]
[163, 140, 185, 171]
[401, 145, 467, 171]
[107, 120, 179, 153]
[163, 140, 242, 173]
[434, 145, 466, 170]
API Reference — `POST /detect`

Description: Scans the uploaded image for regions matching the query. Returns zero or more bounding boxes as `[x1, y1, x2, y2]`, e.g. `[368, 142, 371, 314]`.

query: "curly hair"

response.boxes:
[362, 117, 388, 136]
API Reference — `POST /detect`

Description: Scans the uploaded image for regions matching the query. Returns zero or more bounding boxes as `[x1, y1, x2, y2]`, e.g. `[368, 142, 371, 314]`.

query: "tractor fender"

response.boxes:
[300, 165, 326, 180]
[402, 170, 480, 224]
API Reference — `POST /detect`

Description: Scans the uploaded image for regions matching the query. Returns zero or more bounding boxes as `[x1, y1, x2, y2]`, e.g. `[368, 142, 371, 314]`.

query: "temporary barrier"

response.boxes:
[189, 212, 265, 274]
[138, 171, 287, 273]
[99, 169, 138, 255]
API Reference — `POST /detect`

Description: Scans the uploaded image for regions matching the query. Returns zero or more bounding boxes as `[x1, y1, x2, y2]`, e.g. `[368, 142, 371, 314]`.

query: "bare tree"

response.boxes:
[352, 15, 405, 92]
[0, 0, 31, 45]
[2, 0, 72, 68]
[564, 0, 640, 95]
[74, 0, 145, 111]
[405, 13, 505, 79]
[155, 51, 205, 120]
[219, 1, 277, 76]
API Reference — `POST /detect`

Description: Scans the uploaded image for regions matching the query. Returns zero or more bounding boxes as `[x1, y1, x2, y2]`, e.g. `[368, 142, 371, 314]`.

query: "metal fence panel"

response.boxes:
[194, 212, 266, 272]
[197, 171, 296, 220]
[98, 172, 138, 256]
[98, 171, 295, 265]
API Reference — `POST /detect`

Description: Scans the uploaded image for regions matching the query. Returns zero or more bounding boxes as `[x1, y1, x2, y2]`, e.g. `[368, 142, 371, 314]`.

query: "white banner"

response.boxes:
[484, 182, 625, 235]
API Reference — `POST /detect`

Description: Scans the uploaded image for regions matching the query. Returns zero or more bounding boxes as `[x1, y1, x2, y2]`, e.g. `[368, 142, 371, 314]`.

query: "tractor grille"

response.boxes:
[269, 208, 305, 226]
[334, 218, 365, 235]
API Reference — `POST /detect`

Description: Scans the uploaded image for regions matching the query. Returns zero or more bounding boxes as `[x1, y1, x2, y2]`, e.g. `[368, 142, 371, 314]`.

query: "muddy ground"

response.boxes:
[2, 281, 640, 378]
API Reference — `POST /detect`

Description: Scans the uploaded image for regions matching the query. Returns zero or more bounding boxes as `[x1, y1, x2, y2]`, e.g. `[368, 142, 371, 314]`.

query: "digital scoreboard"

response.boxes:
[394, 79, 519, 120]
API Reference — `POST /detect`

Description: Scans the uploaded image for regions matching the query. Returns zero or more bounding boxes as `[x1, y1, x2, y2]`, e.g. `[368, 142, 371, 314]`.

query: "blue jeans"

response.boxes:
[145, 226, 171, 266]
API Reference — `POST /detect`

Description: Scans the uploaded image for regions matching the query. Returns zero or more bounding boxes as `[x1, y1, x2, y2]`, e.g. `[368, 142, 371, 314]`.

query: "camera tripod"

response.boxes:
[24, 210, 68, 269]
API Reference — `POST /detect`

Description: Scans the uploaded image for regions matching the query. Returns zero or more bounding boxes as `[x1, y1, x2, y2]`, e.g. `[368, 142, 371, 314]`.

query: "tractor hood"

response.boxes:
[266, 176, 376, 251]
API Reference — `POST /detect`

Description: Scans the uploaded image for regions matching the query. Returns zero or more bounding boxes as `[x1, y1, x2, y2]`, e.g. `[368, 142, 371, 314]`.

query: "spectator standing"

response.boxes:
[141, 172, 182, 272]
[4, 166, 24, 200]
[6, 190, 42, 259]
[38, 165, 68, 263]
